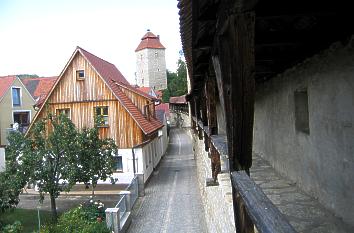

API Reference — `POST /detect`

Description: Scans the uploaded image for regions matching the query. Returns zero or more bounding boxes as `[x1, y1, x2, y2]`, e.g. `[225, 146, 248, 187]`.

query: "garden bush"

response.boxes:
[1, 221, 23, 233]
[41, 199, 109, 233]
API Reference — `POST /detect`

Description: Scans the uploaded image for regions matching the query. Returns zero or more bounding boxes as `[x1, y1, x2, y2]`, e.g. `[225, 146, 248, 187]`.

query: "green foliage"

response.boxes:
[5, 113, 118, 221]
[0, 208, 52, 233]
[162, 58, 188, 102]
[1, 221, 23, 233]
[1, 131, 32, 212]
[41, 201, 109, 233]
[75, 117, 117, 195]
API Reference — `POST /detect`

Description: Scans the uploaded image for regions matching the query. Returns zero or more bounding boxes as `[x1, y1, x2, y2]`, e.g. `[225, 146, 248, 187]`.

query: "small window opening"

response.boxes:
[294, 89, 310, 134]
[12, 87, 21, 106]
[113, 156, 123, 171]
[56, 108, 71, 119]
[95, 106, 109, 127]
[76, 70, 85, 80]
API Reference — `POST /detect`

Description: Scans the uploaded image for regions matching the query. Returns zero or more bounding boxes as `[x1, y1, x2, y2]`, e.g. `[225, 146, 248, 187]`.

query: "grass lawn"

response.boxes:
[0, 208, 52, 232]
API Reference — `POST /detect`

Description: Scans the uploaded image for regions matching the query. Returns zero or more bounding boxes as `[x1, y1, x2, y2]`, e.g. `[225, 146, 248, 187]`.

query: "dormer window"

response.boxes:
[12, 87, 21, 107]
[76, 70, 85, 80]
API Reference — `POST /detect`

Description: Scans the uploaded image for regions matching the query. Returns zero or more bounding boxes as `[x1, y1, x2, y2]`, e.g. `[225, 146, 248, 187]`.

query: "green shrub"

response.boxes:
[2, 221, 23, 233]
[40, 199, 109, 233]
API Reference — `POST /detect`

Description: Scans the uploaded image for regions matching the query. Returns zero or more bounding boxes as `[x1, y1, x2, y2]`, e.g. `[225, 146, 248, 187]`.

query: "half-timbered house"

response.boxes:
[28, 47, 164, 183]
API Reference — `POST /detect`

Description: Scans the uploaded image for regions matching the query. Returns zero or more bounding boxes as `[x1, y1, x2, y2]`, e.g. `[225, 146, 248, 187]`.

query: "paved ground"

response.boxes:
[18, 192, 120, 213]
[251, 154, 354, 233]
[127, 128, 207, 233]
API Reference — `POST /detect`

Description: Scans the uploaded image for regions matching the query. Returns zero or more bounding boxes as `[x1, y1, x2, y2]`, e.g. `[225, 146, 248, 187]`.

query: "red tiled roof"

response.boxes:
[137, 87, 163, 99]
[118, 82, 156, 100]
[170, 95, 187, 104]
[21, 76, 57, 99]
[156, 103, 170, 118]
[78, 47, 130, 85]
[135, 31, 166, 52]
[110, 80, 163, 134]
[0, 76, 16, 100]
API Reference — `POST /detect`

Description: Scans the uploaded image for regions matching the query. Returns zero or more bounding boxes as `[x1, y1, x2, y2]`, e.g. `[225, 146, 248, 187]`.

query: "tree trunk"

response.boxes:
[91, 184, 95, 197]
[50, 193, 58, 222]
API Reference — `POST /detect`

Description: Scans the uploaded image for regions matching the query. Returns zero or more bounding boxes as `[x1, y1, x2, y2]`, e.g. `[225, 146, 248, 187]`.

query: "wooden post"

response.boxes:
[206, 75, 218, 135]
[212, 10, 256, 233]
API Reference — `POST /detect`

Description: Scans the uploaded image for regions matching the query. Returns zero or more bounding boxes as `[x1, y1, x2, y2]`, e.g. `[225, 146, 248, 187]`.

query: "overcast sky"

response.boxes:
[0, 0, 182, 84]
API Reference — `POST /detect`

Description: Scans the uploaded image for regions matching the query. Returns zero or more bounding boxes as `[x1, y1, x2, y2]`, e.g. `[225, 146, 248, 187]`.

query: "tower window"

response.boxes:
[155, 52, 158, 57]
[294, 89, 310, 134]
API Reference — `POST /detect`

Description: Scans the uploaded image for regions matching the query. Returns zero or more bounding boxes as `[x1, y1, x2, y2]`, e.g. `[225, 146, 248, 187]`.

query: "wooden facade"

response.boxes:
[29, 47, 162, 149]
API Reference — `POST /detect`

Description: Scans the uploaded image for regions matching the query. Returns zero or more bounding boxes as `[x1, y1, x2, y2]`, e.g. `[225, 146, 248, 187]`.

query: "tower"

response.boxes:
[135, 30, 167, 90]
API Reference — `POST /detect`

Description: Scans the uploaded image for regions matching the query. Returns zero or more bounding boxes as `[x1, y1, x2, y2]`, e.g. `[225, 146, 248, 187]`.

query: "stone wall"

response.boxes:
[135, 48, 167, 90]
[253, 40, 354, 225]
[189, 130, 235, 233]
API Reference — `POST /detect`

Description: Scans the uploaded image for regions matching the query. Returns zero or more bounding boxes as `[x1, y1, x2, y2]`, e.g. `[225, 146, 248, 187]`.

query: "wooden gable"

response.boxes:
[32, 51, 143, 148]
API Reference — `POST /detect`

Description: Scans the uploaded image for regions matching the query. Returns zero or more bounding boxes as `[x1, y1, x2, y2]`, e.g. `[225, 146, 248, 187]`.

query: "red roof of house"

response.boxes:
[156, 103, 170, 118]
[78, 47, 130, 85]
[170, 95, 187, 104]
[0, 76, 16, 100]
[109, 80, 163, 134]
[135, 31, 166, 52]
[21, 76, 57, 99]
[137, 87, 162, 99]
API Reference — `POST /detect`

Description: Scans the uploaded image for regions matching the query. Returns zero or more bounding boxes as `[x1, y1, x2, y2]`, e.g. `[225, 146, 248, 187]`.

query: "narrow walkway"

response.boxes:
[127, 128, 207, 233]
[251, 154, 354, 233]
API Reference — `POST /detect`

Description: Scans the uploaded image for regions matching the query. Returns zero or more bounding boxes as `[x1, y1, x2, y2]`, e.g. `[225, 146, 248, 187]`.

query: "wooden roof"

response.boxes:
[178, 0, 354, 95]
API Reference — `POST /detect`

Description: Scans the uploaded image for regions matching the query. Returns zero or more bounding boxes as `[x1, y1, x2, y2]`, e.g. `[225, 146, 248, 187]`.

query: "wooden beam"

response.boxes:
[212, 10, 256, 233]
[232, 171, 297, 233]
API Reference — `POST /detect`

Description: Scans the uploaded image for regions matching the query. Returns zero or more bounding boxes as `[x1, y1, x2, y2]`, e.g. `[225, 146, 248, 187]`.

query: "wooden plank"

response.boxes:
[205, 75, 218, 135]
[231, 171, 297, 233]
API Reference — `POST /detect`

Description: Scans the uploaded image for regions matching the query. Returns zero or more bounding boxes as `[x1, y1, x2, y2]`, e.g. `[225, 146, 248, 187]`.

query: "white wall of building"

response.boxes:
[117, 127, 168, 183]
[0, 148, 5, 172]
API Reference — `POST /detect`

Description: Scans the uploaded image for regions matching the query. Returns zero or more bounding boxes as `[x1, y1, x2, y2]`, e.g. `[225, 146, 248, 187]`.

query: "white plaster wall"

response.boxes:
[253, 41, 354, 225]
[0, 148, 5, 172]
[191, 130, 235, 232]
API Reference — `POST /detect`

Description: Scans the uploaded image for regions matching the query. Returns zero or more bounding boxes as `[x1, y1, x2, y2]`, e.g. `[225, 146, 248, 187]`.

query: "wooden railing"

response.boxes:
[192, 117, 297, 233]
[231, 171, 297, 233]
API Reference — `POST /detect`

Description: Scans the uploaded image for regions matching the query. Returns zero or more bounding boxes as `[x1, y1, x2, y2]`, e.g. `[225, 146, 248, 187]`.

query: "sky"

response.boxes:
[0, 0, 182, 84]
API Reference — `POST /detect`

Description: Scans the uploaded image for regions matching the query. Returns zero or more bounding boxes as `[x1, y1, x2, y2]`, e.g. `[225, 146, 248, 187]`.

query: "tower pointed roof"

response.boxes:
[135, 30, 166, 52]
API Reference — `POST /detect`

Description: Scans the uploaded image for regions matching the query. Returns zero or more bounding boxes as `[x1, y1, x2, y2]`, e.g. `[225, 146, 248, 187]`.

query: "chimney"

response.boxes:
[157, 35, 160, 40]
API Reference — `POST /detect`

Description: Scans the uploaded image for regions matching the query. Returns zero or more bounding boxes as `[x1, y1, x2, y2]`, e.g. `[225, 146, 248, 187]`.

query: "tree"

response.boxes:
[162, 58, 188, 102]
[27, 113, 79, 221]
[75, 117, 117, 196]
[0, 131, 32, 213]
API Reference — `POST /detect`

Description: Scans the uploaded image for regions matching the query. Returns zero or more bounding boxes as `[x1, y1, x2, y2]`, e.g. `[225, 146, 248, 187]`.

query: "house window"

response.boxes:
[12, 87, 21, 106]
[155, 52, 158, 57]
[294, 89, 310, 134]
[76, 70, 85, 80]
[13, 111, 30, 133]
[113, 156, 123, 171]
[95, 106, 109, 127]
[56, 108, 71, 119]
